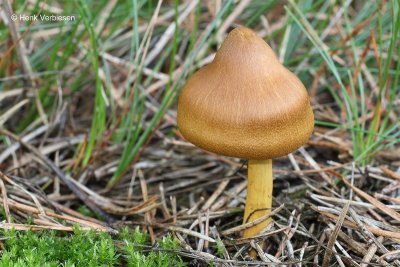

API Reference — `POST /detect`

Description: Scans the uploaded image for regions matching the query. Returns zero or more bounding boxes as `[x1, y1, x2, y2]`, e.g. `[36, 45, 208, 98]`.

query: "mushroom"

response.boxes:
[177, 27, 314, 239]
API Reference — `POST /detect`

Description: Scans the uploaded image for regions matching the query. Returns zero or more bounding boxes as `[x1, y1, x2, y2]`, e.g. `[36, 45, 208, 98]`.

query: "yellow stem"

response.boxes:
[243, 159, 273, 238]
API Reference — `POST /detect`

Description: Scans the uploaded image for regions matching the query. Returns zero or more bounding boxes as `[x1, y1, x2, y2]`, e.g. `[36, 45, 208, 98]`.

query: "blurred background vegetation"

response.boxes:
[0, 0, 399, 265]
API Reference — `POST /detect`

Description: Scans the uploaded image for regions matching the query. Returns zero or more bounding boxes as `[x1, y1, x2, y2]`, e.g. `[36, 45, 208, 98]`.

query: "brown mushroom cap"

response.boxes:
[177, 27, 314, 160]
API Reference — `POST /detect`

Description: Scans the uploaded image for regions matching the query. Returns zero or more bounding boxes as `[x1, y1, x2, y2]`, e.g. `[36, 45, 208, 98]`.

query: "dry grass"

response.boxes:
[0, 0, 399, 266]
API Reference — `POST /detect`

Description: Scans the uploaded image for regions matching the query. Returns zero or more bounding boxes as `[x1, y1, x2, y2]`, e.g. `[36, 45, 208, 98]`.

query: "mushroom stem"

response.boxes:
[243, 159, 273, 238]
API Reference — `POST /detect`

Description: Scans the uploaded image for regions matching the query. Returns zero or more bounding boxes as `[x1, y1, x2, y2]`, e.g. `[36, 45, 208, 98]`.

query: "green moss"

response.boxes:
[120, 227, 185, 267]
[0, 226, 185, 267]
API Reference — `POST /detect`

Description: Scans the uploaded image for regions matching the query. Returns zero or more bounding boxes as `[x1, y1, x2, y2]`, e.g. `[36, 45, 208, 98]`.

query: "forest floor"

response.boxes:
[0, 0, 399, 266]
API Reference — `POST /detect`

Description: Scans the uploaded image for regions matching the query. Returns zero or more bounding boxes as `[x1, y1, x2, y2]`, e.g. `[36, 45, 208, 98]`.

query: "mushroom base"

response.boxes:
[243, 159, 273, 238]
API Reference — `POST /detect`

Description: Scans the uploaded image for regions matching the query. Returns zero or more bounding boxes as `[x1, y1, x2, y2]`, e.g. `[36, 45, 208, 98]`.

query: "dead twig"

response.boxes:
[0, 128, 112, 223]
